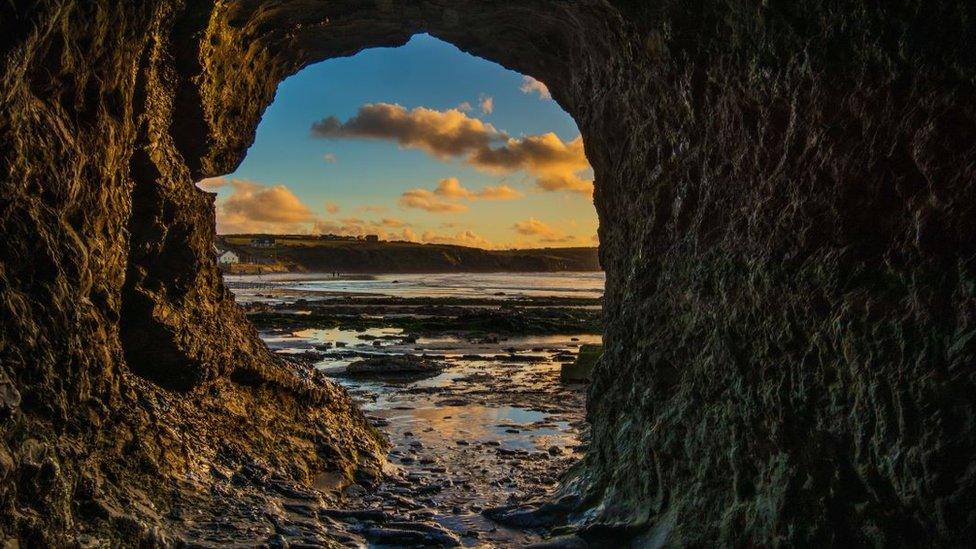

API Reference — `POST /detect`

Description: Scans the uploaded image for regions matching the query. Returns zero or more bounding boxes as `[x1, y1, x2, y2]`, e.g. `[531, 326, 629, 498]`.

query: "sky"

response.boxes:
[198, 34, 597, 249]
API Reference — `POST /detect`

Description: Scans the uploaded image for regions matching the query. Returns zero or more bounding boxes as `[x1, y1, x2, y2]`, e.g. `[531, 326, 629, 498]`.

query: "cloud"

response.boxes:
[472, 133, 591, 193]
[323, 152, 337, 163]
[433, 177, 521, 200]
[540, 235, 576, 244]
[476, 185, 522, 200]
[520, 76, 551, 99]
[358, 205, 388, 214]
[197, 177, 229, 191]
[433, 177, 473, 199]
[513, 218, 559, 238]
[312, 217, 414, 241]
[479, 94, 494, 114]
[311, 103, 503, 159]
[399, 188, 469, 213]
[457, 101, 473, 112]
[311, 217, 491, 248]
[311, 103, 591, 194]
[399, 177, 523, 212]
[421, 229, 493, 248]
[380, 218, 409, 228]
[214, 179, 318, 233]
[325, 201, 340, 214]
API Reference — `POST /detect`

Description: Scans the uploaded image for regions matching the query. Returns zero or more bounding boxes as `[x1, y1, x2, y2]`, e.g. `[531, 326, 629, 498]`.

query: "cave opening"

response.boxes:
[5, 2, 974, 546]
[189, 34, 604, 545]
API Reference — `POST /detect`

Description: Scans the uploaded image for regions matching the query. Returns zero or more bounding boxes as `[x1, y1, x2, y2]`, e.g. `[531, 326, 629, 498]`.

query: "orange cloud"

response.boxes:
[325, 201, 340, 214]
[399, 178, 523, 212]
[312, 217, 414, 240]
[513, 217, 559, 238]
[479, 94, 494, 114]
[433, 177, 473, 199]
[421, 229, 493, 249]
[399, 188, 469, 213]
[311, 217, 491, 248]
[213, 179, 318, 234]
[477, 185, 522, 200]
[381, 218, 409, 228]
[312, 103, 591, 194]
[471, 134, 591, 194]
[520, 76, 551, 99]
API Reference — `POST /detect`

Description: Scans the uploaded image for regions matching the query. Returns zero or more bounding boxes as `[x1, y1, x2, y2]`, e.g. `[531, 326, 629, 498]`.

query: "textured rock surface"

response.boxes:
[1, 0, 974, 546]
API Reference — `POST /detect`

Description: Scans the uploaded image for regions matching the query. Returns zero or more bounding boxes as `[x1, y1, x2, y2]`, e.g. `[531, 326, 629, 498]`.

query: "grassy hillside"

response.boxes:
[219, 235, 601, 273]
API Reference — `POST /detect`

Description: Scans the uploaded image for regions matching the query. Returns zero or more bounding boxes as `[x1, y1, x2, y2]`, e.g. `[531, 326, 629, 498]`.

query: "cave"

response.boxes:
[1, 1, 974, 546]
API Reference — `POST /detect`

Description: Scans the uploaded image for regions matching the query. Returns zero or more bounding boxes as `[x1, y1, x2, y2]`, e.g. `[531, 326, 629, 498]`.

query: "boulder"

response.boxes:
[341, 355, 446, 378]
[560, 345, 602, 382]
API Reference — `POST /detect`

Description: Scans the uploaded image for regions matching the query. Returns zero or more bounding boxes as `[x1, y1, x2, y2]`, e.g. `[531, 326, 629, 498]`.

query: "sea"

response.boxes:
[224, 271, 605, 303]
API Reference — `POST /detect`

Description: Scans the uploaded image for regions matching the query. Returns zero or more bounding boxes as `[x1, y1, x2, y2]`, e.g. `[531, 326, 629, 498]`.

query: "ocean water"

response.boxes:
[225, 271, 605, 302]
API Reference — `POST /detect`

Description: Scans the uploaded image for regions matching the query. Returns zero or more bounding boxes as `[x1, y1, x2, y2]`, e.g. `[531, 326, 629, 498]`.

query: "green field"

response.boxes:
[218, 235, 601, 273]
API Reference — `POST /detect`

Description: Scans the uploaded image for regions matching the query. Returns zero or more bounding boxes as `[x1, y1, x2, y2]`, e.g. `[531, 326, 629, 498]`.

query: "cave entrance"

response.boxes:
[197, 34, 604, 544]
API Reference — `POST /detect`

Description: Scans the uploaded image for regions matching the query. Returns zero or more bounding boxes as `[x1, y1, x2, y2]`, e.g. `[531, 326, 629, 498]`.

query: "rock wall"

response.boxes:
[0, 3, 385, 545]
[1, 0, 974, 545]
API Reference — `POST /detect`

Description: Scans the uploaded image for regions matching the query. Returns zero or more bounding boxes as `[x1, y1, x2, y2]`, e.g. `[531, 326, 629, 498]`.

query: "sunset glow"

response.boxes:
[199, 34, 597, 249]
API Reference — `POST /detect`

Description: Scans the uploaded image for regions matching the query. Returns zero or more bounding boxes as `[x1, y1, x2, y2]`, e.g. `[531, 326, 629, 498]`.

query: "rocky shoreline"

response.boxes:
[157, 287, 604, 546]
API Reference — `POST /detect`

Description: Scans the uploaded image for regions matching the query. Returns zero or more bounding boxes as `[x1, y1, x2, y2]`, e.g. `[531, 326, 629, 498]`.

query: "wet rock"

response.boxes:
[415, 484, 444, 495]
[560, 344, 601, 382]
[282, 502, 319, 518]
[319, 508, 389, 522]
[503, 354, 548, 363]
[526, 534, 589, 548]
[362, 526, 459, 546]
[385, 521, 462, 546]
[438, 398, 471, 407]
[342, 484, 366, 498]
[341, 355, 446, 378]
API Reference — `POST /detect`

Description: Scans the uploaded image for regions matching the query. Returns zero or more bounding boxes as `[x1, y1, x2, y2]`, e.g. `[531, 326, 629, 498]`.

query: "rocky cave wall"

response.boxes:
[1, 0, 974, 545]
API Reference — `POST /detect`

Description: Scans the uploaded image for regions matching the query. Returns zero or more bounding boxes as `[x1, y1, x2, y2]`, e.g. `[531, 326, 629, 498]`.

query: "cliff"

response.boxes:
[1, 1, 974, 546]
[221, 236, 601, 273]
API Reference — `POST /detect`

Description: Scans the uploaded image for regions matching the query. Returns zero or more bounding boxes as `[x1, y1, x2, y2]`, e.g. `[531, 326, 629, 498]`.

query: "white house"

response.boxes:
[217, 250, 240, 264]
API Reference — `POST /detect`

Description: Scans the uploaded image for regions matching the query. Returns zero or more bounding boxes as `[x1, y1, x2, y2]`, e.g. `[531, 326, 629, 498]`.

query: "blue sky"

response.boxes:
[199, 34, 597, 248]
